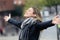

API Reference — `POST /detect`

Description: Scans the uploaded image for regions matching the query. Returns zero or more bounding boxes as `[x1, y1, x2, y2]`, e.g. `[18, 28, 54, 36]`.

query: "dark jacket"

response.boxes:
[8, 17, 54, 40]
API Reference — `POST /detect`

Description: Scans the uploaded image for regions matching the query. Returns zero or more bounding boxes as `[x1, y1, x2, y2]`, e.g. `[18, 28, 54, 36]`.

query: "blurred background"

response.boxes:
[0, 0, 60, 40]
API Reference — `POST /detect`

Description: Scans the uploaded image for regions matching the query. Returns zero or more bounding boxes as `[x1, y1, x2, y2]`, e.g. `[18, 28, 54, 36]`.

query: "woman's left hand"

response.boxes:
[52, 15, 60, 24]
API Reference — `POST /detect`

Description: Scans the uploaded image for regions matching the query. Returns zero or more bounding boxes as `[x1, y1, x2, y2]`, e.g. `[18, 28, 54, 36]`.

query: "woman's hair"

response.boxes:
[32, 7, 42, 21]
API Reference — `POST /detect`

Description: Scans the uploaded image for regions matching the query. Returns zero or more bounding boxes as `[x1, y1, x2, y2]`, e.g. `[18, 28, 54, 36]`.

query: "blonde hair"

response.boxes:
[32, 7, 42, 22]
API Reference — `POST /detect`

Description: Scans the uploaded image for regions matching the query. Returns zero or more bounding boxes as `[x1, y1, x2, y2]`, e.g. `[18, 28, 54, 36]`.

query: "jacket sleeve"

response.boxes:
[8, 18, 23, 28]
[34, 20, 55, 30]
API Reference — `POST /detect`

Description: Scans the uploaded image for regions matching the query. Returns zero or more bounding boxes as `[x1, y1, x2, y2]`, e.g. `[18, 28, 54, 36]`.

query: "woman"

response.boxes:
[4, 7, 60, 40]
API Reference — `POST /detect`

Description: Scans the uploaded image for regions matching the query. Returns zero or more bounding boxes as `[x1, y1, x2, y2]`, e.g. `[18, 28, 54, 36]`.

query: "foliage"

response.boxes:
[24, 0, 46, 10]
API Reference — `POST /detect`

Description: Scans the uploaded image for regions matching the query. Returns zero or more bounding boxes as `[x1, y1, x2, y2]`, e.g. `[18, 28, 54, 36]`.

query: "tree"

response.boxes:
[44, 0, 60, 14]
[24, 0, 46, 10]
[24, 0, 60, 14]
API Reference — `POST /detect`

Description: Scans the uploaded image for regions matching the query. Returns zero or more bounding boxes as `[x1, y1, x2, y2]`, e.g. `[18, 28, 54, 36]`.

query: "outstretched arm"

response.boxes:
[4, 14, 22, 28]
[34, 15, 60, 30]
[8, 18, 23, 28]
[35, 20, 54, 30]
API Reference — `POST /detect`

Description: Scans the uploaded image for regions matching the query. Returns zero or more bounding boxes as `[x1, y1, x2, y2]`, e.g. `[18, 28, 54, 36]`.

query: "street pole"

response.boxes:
[55, 4, 59, 40]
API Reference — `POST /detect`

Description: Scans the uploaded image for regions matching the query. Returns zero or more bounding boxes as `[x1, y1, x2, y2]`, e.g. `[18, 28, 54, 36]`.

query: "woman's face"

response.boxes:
[24, 7, 36, 17]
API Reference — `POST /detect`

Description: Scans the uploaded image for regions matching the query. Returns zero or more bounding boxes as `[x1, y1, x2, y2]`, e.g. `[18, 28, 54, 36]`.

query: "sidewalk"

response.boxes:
[0, 35, 19, 40]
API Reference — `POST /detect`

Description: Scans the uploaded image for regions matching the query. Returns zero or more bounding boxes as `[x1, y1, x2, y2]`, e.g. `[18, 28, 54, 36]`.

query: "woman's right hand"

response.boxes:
[52, 15, 60, 24]
[4, 14, 11, 22]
